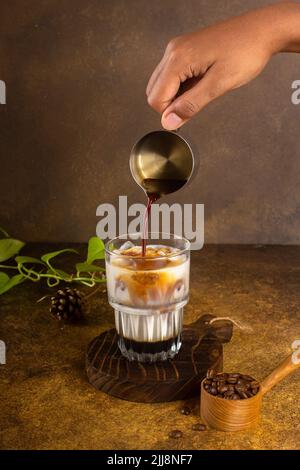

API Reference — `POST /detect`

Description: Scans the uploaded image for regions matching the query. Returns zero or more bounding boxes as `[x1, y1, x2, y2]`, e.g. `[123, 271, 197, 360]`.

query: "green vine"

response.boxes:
[0, 228, 106, 295]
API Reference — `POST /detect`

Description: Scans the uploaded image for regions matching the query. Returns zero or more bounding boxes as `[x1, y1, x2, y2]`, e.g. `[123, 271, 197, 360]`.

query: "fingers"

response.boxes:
[161, 65, 229, 130]
[147, 65, 182, 114]
[146, 38, 183, 113]
[146, 56, 167, 97]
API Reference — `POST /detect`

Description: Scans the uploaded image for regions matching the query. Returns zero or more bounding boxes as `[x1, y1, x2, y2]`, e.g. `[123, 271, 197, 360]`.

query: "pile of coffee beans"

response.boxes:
[203, 370, 260, 400]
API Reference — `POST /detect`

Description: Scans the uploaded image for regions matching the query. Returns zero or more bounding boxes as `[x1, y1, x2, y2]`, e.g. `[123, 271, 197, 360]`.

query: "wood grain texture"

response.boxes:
[86, 314, 233, 403]
[261, 353, 300, 396]
[200, 381, 262, 432]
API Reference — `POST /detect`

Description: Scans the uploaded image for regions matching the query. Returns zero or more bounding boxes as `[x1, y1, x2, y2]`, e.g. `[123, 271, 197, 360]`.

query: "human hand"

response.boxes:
[146, 2, 300, 130]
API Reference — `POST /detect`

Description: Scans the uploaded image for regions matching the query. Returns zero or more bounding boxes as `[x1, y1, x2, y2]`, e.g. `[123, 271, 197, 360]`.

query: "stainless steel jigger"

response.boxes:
[129, 130, 194, 197]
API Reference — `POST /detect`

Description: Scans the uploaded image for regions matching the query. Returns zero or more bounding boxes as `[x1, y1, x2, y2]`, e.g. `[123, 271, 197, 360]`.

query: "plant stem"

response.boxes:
[0, 265, 19, 270]
[37, 273, 104, 283]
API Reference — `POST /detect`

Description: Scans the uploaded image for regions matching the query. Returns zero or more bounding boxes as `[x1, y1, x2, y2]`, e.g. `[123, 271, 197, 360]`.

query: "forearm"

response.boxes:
[262, 1, 300, 54]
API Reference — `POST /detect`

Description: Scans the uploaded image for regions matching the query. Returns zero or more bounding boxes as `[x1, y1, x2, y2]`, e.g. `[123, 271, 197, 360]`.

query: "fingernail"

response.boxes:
[163, 112, 183, 130]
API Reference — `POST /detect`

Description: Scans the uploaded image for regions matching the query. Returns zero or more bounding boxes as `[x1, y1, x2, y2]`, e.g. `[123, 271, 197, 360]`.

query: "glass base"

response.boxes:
[117, 334, 182, 363]
[114, 307, 184, 362]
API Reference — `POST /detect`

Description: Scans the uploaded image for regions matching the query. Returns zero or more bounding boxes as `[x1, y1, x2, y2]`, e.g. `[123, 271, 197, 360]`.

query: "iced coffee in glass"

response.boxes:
[105, 233, 190, 362]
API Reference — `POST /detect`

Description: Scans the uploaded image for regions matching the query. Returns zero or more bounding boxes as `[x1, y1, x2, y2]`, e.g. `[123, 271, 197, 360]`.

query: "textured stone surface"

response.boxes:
[0, 0, 300, 244]
[0, 244, 299, 450]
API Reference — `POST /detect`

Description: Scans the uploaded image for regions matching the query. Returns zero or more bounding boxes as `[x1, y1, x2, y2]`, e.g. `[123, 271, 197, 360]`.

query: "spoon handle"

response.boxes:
[261, 342, 300, 396]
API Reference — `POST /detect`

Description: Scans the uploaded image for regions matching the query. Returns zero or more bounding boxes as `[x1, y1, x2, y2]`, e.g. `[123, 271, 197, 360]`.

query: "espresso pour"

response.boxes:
[141, 178, 188, 256]
[129, 130, 194, 255]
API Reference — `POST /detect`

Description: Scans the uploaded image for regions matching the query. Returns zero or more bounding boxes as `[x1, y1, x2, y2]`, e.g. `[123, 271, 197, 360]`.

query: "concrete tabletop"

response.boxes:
[0, 244, 299, 450]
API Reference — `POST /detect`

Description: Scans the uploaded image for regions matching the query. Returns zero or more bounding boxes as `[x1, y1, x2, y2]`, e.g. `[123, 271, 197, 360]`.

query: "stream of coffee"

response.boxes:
[141, 194, 158, 256]
[141, 178, 187, 256]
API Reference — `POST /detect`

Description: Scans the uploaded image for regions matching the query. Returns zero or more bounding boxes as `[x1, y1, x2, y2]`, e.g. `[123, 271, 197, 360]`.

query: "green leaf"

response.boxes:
[76, 262, 105, 274]
[15, 256, 45, 265]
[0, 272, 10, 288]
[0, 227, 10, 238]
[0, 273, 25, 295]
[0, 238, 25, 262]
[86, 237, 105, 263]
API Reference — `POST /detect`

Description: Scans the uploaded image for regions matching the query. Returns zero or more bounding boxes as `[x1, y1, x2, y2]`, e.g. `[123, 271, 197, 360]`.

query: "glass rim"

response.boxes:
[105, 232, 190, 259]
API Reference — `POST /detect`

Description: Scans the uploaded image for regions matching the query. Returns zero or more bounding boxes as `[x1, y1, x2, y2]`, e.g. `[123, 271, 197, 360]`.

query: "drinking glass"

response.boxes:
[105, 233, 190, 362]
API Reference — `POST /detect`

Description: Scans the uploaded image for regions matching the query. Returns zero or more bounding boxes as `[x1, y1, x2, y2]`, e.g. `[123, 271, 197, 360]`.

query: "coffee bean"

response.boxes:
[227, 377, 237, 384]
[231, 394, 240, 400]
[250, 381, 260, 389]
[207, 369, 215, 379]
[217, 380, 226, 387]
[180, 406, 191, 416]
[241, 374, 254, 381]
[235, 384, 247, 393]
[210, 387, 218, 395]
[224, 390, 234, 398]
[217, 373, 228, 380]
[169, 430, 183, 439]
[239, 391, 248, 399]
[192, 423, 207, 432]
[204, 383, 210, 391]
[236, 379, 246, 386]
[252, 387, 258, 395]
[218, 385, 228, 394]
[246, 390, 254, 398]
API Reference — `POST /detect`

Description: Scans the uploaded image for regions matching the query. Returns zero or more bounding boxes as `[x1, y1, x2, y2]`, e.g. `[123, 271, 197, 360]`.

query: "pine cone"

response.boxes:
[50, 287, 84, 322]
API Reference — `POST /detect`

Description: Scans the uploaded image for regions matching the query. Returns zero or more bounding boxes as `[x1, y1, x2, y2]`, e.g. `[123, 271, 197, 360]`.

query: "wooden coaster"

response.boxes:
[86, 314, 233, 403]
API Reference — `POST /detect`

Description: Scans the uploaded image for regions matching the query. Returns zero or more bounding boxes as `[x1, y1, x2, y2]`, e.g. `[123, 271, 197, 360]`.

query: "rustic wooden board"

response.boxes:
[86, 314, 233, 403]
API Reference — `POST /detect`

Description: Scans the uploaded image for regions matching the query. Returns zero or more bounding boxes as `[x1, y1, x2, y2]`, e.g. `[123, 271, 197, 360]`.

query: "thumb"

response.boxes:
[161, 66, 227, 130]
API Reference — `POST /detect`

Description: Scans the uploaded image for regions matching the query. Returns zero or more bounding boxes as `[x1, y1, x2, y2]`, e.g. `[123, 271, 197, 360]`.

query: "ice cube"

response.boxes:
[119, 241, 135, 251]
[157, 249, 167, 256]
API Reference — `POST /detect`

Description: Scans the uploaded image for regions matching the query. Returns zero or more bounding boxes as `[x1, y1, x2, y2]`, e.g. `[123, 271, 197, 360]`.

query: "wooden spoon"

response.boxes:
[200, 342, 300, 431]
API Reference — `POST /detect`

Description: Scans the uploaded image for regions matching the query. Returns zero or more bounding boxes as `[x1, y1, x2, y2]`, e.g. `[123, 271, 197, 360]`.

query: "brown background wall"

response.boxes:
[0, 0, 299, 244]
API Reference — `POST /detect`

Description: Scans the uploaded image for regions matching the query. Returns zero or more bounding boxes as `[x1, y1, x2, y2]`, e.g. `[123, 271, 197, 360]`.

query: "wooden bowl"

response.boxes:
[200, 380, 263, 432]
[200, 346, 300, 432]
